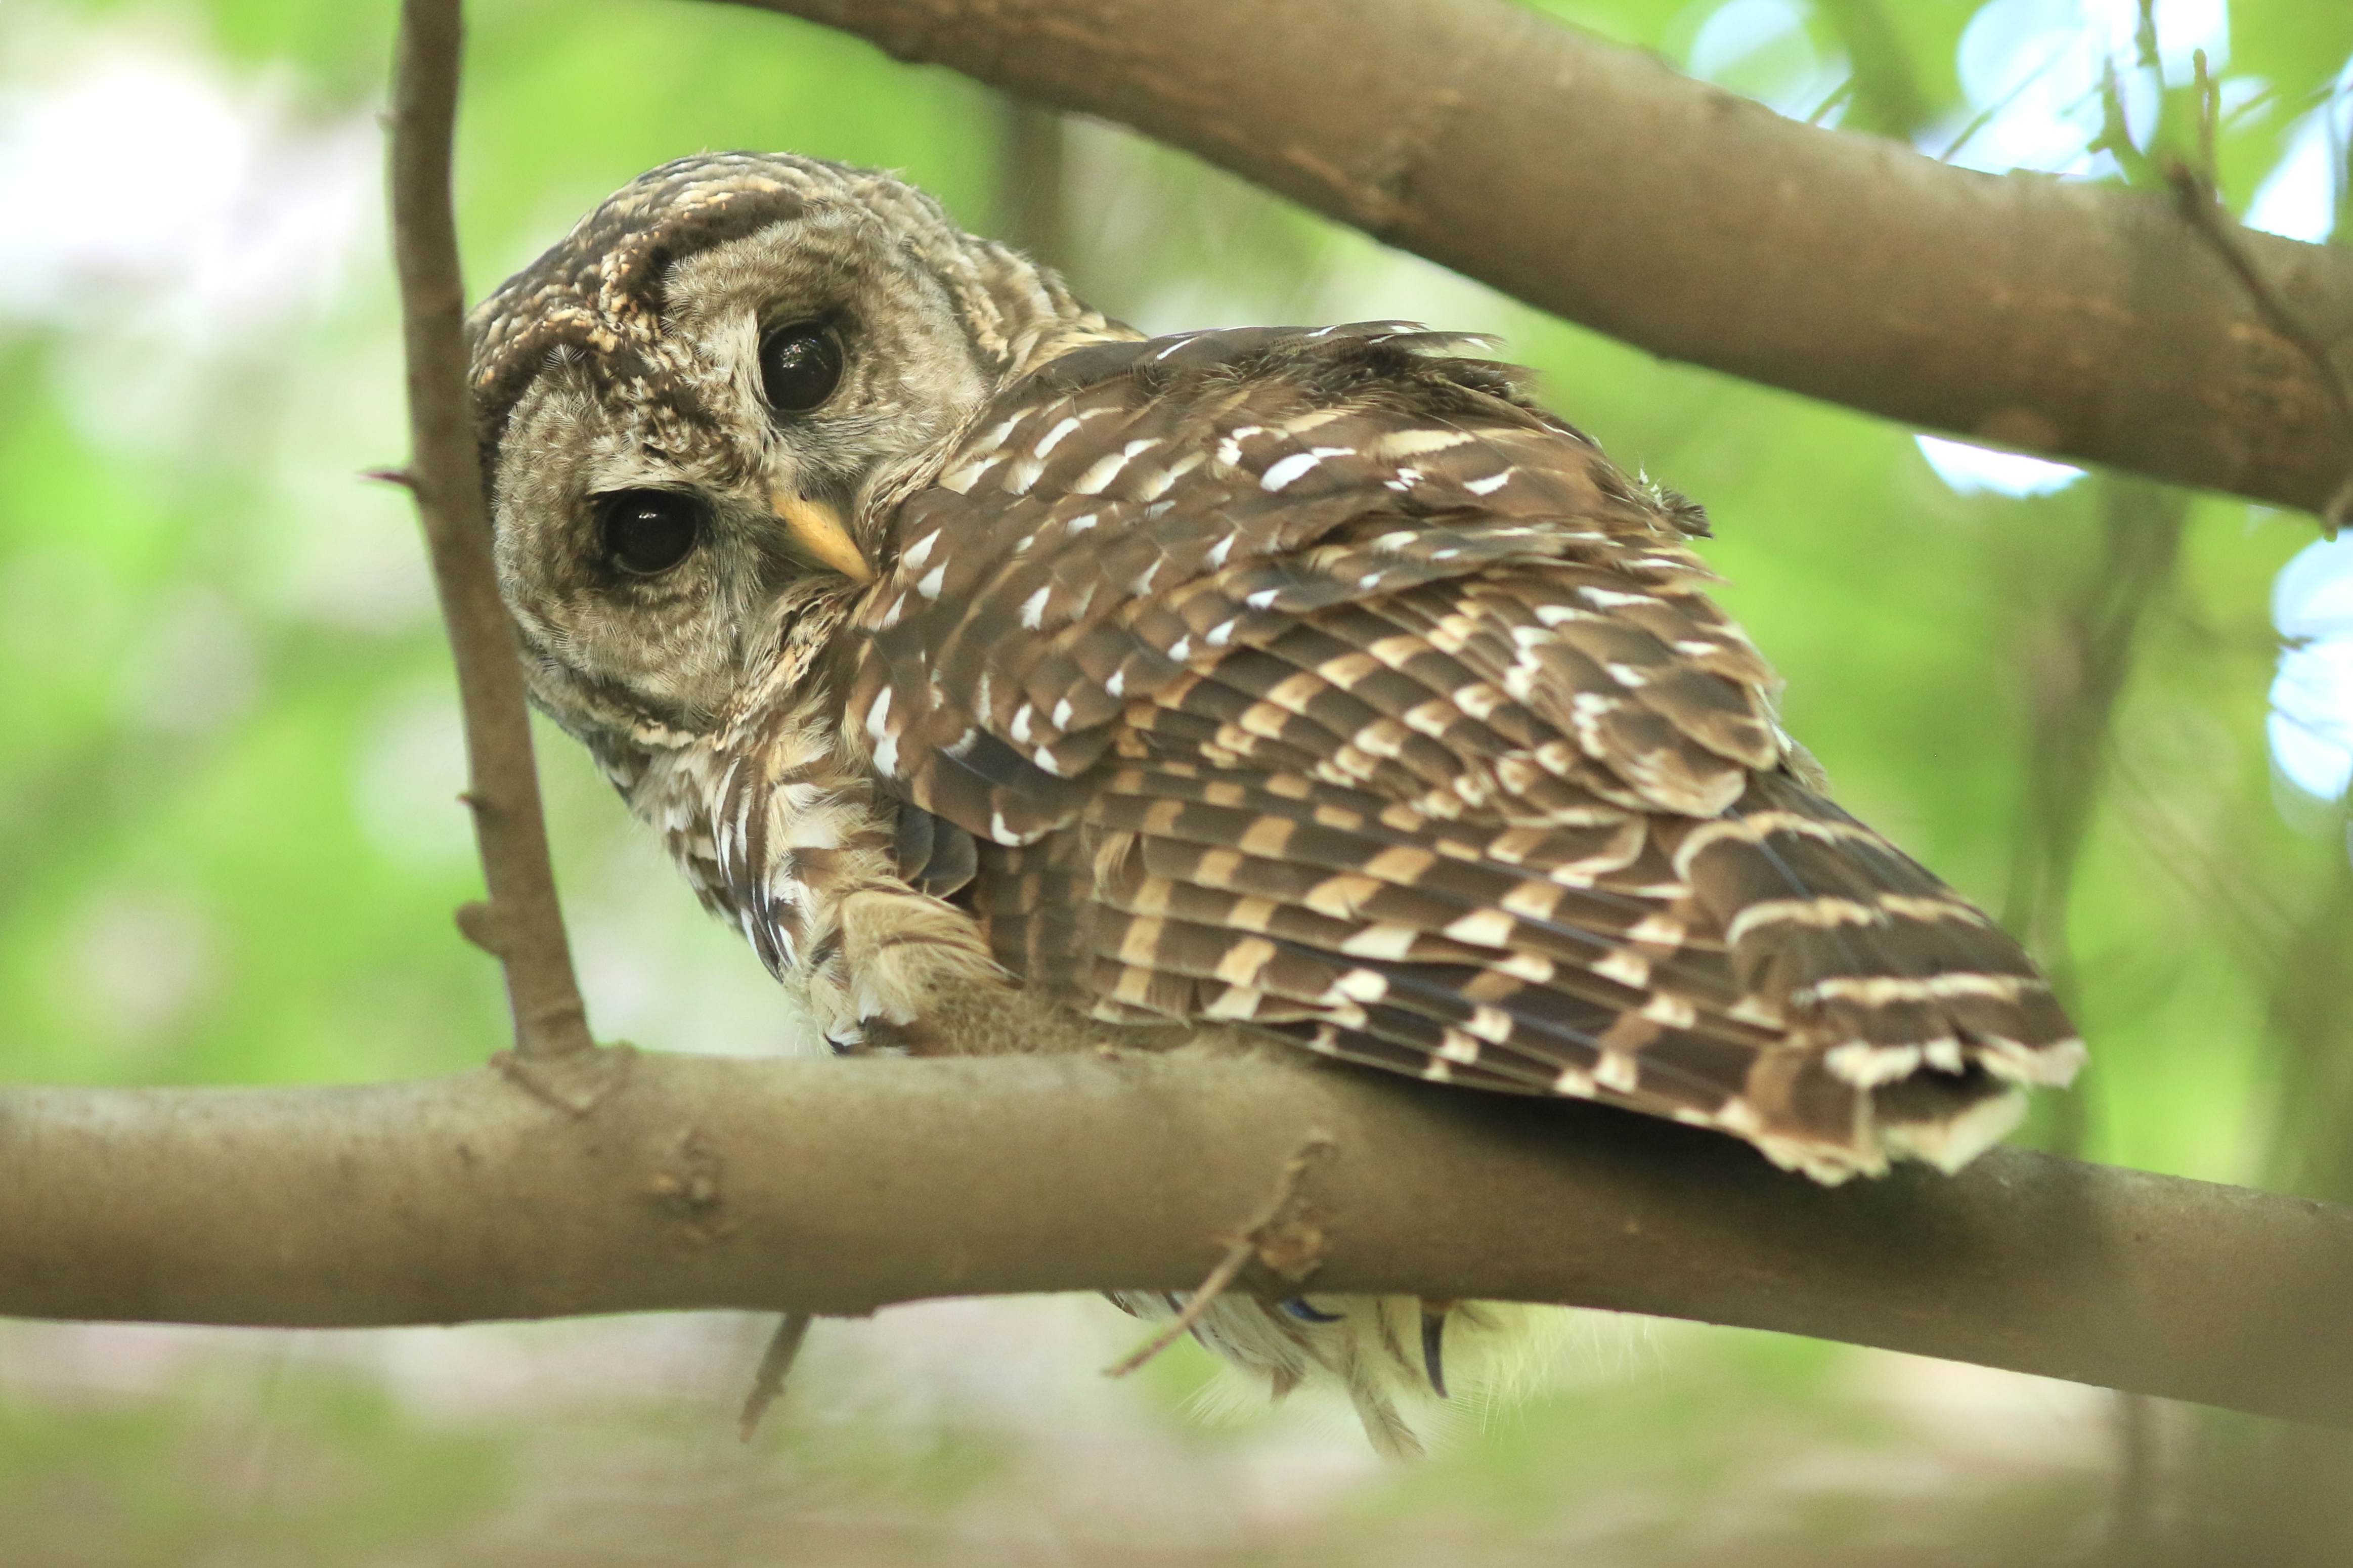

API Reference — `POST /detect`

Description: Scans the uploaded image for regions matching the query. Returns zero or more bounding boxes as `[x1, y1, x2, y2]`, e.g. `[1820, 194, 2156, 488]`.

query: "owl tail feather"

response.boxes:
[1421, 1300, 1454, 1401]
[1108, 1292, 1538, 1458]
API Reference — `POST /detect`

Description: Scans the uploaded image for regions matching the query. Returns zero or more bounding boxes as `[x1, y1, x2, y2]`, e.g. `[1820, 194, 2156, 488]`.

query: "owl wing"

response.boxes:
[845, 325, 2082, 1182]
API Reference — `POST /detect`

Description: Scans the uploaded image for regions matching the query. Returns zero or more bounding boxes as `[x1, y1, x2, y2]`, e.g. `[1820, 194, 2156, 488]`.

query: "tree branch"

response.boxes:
[385, 0, 595, 1067]
[2, 1041, 2347, 1430]
[712, 0, 2353, 520]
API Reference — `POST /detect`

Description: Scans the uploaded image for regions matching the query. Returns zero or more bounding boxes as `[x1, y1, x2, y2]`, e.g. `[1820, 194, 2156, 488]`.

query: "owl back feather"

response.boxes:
[851, 325, 2082, 1183]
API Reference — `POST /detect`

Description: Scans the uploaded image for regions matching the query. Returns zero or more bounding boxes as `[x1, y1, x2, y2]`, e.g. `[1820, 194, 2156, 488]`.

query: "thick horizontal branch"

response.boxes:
[3, 1047, 2347, 1428]
[719, 0, 2353, 517]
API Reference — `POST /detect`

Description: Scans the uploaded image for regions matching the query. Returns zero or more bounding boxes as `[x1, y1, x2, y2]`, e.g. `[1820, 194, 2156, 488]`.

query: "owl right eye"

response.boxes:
[759, 322, 844, 414]
[594, 490, 705, 577]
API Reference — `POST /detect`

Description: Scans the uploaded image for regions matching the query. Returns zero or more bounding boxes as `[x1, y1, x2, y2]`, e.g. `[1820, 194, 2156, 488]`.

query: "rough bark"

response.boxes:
[711, 0, 2353, 520]
[4, 1047, 2349, 1430]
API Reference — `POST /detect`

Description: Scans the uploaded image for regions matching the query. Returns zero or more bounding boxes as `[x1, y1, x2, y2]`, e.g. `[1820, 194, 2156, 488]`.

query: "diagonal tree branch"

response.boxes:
[710, 0, 2353, 522]
[1, 1039, 2349, 1430]
[384, 0, 597, 1074]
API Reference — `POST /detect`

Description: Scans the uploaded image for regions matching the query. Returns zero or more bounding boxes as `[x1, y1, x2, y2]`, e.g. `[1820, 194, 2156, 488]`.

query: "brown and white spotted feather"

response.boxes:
[843, 324, 2079, 1181]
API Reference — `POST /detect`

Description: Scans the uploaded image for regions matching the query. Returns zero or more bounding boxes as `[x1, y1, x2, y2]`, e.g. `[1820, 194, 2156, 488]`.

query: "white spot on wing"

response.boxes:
[1261, 452, 1324, 492]
[1368, 428, 1475, 459]
[899, 530, 942, 573]
[1070, 439, 1163, 496]
[1033, 415, 1082, 458]
[1260, 445, 1354, 493]
[1069, 451, 1126, 495]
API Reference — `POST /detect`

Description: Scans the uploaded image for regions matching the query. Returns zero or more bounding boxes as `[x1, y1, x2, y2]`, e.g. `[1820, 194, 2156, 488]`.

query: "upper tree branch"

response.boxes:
[2, 1043, 2348, 1430]
[716, 0, 2353, 520]
[387, 0, 594, 1063]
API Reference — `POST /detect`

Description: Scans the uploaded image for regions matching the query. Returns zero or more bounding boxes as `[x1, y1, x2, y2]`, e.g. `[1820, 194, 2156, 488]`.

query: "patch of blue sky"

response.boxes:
[2270, 537, 2353, 804]
[1941, 0, 2226, 176]
[2245, 60, 2353, 243]
[1913, 437, 2085, 498]
[1683, 0, 1848, 123]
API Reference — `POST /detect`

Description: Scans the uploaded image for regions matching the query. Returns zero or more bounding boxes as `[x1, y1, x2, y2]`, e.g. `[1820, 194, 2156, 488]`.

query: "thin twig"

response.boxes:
[385, 0, 598, 1063]
[1935, 35, 2080, 168]
[2165, 157, 2353, 538]
[1998, 476, 2190, 1549]
[1100, 1239, 1257, 1379]
[1803, 77, 1854, 129]
[2192, 48, 2216, 191]
[737, 1312, 814, 1441]
[1103, 1133, 1333, 1378]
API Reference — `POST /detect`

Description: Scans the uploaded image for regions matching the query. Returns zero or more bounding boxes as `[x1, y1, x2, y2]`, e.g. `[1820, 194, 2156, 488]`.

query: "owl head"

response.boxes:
[466, 152, 1119, 761]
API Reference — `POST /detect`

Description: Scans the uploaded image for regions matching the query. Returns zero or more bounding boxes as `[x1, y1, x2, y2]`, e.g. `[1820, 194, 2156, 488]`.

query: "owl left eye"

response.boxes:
[595, 490, 705, 576]
[759, 322, 845, 414]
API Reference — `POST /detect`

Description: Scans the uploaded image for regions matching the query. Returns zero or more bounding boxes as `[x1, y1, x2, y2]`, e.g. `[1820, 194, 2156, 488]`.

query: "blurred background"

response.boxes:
[2, 0, 2349, 1561]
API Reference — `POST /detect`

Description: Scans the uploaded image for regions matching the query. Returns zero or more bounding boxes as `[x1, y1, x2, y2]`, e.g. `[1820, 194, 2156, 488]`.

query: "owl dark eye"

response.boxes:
[595, 489, 704, 577]
[759, 322, 844, 414]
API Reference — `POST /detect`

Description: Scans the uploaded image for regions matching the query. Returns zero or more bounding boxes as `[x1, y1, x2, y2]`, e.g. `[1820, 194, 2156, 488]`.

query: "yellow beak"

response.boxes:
[770, 492, 873, 584]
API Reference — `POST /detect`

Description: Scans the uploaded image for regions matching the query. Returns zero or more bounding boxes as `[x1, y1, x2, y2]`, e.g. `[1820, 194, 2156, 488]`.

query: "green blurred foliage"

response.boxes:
[3, 0, 2350, 1561]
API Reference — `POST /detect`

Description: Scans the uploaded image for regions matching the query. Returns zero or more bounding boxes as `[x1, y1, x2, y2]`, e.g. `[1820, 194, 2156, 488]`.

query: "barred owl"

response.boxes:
[470, 153, 2083, 1452]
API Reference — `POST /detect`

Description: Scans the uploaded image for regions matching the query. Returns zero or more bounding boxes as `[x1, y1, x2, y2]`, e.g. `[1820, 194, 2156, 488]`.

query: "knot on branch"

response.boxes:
[648, 1127, 734, 1242]
[455, 898, 509, 956]
[1239, 1135, 1336, 1285]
